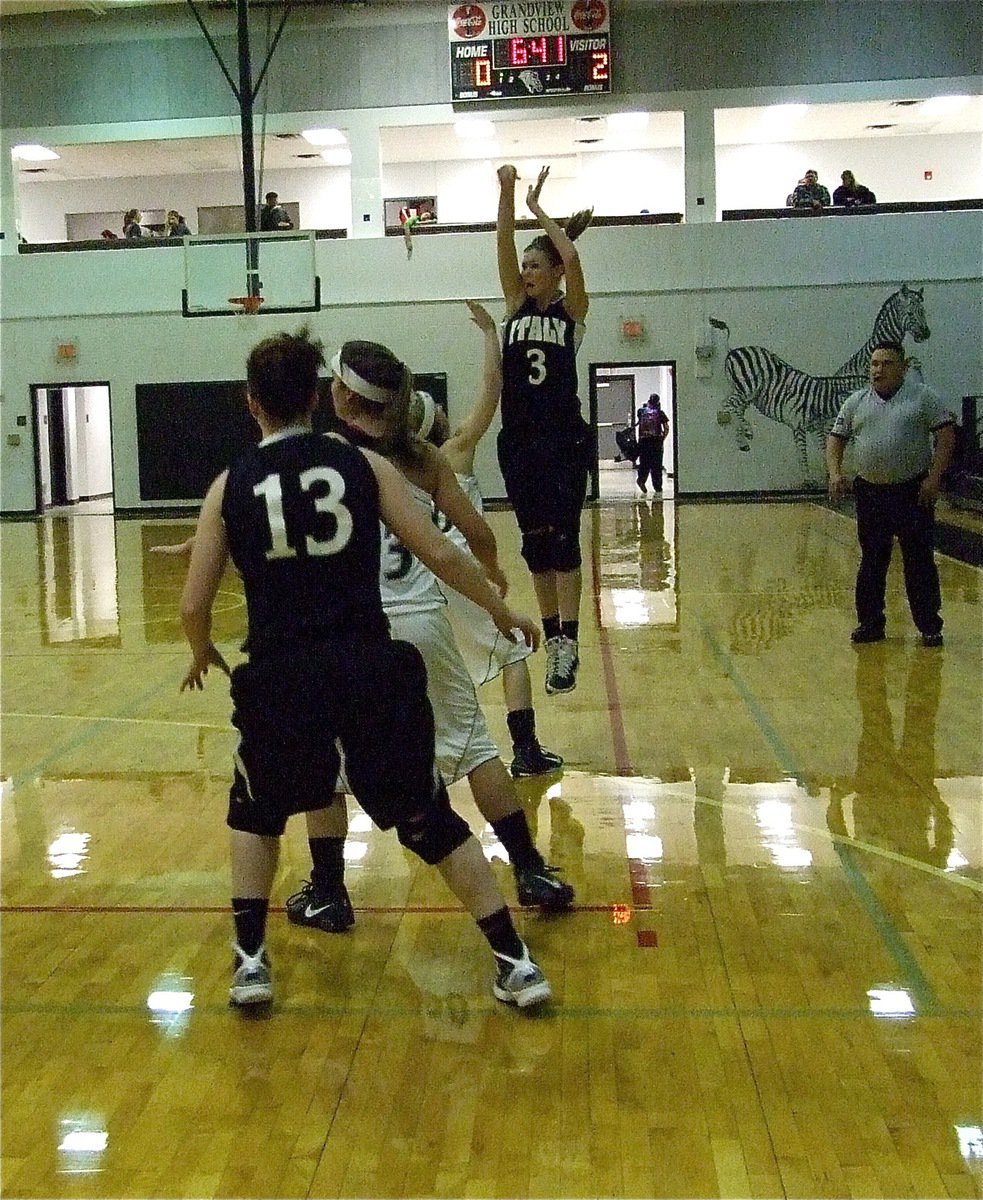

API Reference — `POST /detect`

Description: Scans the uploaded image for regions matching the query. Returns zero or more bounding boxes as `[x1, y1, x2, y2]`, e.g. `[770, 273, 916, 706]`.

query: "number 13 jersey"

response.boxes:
[500, 296, 584, 439]
[222, 428, 389, 657]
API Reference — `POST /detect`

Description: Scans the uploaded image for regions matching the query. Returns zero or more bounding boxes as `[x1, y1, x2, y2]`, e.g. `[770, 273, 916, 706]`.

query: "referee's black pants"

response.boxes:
[853, 474, 942, 636]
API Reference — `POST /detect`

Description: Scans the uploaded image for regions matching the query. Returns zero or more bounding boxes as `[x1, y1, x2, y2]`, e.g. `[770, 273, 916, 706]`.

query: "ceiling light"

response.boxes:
[301, 127, 347, 147]
[454, 118, 495, 139]
[607, 111, 648, 132]
[12, 144, 60, 161]
[321, 147, 352, 166]
[922, 94, 970, 116]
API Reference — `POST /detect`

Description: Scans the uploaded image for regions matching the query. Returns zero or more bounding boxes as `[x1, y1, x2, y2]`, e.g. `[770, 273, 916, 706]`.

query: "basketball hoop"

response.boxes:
[228, 295, 264, 316]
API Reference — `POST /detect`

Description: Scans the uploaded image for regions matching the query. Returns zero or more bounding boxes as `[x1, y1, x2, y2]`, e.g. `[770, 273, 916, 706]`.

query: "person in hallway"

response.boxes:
[417, 300, 563, 780]
[178, 326, 552, 1010]
[495, 162, 593, 695]
[826, 340, 956, 647]
[785, 169, 830, 211]
[259, 191, 293, 231]
[832, 170, 876, 207]
[165, 210, 191, 237]
[285, 336, 573, 941]
[636, 393, 670, 494]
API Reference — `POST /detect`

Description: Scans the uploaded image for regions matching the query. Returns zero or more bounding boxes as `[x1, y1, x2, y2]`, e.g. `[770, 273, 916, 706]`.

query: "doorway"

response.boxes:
[31, 383, 115, 513]
[589, 361, 676, 500]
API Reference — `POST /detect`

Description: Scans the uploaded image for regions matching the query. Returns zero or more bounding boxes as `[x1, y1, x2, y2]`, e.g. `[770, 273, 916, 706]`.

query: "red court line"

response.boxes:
[0, 902, 637, 915]
[589, 507, 633, 776]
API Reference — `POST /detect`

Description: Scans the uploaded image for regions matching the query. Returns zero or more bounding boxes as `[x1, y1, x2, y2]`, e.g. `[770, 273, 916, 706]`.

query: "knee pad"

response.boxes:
[395, 777, 471, 865]
[520, 527, 555, 574]
[551, 525, 582, 572]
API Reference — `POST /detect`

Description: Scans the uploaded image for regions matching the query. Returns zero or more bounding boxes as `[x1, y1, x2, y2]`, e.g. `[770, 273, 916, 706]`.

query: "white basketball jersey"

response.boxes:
[379, 478, 445, 614]
[433, 471, 482, 555]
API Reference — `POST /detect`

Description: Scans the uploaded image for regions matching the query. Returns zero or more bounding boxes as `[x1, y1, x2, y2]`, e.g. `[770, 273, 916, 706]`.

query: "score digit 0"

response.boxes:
[475, 57, 491, 86]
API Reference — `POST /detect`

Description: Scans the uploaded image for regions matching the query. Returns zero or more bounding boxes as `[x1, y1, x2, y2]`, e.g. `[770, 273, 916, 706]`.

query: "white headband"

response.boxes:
[413, 390, 437, 440]
[330, 350, 397, 405]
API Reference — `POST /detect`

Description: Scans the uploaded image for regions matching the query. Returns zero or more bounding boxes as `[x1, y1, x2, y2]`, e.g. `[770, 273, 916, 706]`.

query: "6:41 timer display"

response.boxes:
[449, 2, 611, 101]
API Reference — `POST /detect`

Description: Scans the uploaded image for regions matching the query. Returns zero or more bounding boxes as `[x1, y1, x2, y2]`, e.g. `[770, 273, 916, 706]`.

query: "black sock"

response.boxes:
[232, 897, 269, 957]
[542, 614, 561, 641]
[491, 810, 544, 872]
[560, 620, 579, 643]
[477, 906, 524, 961]
[309, 835, 345, 890]
[507, 707, 537, 751]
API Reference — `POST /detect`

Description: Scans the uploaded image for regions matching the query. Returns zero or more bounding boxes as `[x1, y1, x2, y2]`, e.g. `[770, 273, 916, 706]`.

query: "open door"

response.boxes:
[588, 361, 676, 500]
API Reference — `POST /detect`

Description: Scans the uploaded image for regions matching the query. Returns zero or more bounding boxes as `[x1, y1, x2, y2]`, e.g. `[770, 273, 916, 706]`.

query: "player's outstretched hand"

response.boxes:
[526, 165, 549, 211]
[494, 607, 540, 651]
[181, 643, 231, 692]
[151, 537, 195, 560]
[466, 299, 495, 332]
[497, 163, 518, 187]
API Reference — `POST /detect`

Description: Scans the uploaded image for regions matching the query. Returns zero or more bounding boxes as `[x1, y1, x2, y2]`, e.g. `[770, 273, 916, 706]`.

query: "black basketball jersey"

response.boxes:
[501, 296, 583, 437]
[222, 429, 388, 657]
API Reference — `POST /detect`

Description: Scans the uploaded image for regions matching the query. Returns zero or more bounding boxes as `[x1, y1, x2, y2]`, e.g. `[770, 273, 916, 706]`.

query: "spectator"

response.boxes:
[165, 210, 191, 237]
[786, 170, 831, 211]
[259, 191, 293, 231]
[123, 208, 152, 238]
[833, 170, 877, 207]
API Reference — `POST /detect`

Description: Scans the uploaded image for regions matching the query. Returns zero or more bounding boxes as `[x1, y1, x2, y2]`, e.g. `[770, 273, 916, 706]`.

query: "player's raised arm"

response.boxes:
[496, 164, 525, 316]
[442, 301, 504, 470]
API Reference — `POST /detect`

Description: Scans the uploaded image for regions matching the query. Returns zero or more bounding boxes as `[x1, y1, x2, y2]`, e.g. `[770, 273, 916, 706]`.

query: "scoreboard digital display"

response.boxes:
[449, 1, 610, 102]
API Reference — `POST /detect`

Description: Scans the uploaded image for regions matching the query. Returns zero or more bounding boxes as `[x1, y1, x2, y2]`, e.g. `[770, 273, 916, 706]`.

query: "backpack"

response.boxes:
[638, 406, 665, 438]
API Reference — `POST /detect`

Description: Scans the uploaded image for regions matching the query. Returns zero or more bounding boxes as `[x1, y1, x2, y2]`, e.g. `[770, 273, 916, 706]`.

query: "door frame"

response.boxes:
[30, 381, 115, 514]
[588, 359, 677, 501]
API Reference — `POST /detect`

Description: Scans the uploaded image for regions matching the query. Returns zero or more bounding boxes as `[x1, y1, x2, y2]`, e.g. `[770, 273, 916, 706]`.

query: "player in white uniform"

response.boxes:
[288, 336, 574, 936]
[415, 301, 563, 779]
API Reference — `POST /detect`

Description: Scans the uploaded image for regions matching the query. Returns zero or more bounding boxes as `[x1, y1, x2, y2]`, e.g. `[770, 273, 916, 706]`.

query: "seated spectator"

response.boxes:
[832, 170, 877, 206]
[786, 169, 831, 211]
[165, 210, 191, 237]
[100, 229, 118, 240]
[123, 208, 152, 238]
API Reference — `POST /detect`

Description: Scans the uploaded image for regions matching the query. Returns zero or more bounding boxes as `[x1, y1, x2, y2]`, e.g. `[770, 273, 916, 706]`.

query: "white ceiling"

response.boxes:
[14, 97, 982, 182]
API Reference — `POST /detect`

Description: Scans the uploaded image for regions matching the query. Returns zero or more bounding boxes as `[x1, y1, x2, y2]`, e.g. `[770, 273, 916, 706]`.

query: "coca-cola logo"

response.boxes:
[451, 4, 486, 38]
[572, 0, 606, 32]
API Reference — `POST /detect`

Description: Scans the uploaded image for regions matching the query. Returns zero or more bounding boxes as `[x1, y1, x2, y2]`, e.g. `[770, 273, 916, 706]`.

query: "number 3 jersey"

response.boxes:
[379, 476, 446, 614]
[500, 296, 584, 439]
[222, 428, 389, 657]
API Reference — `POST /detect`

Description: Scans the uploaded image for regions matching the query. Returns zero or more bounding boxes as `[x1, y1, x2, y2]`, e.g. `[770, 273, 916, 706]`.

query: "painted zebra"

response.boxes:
[720, 284, 931, 483]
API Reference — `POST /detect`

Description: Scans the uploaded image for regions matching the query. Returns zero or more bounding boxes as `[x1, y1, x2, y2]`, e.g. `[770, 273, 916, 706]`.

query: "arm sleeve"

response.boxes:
[830, 394, 858, 439]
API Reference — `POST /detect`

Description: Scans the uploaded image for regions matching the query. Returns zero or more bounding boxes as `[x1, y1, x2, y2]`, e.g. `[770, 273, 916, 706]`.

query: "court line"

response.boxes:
[0, 902, 636, 915]
[7, 674, 177, 794]
[1, 997, 976, 1022]
[2, 710, 230, 731]
[696, 616, 942, 1013]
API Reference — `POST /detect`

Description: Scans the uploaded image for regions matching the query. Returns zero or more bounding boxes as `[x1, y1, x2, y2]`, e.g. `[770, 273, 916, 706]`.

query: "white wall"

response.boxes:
[2, 209, 979, 512]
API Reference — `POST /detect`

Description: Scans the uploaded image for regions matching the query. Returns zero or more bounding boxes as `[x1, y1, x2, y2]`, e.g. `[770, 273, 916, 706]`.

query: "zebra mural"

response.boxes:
[719, 284, 931, 484]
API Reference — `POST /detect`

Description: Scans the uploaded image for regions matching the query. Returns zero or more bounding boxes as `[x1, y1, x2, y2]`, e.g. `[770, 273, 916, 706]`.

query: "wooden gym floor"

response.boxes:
[1, 497, 980, 1199]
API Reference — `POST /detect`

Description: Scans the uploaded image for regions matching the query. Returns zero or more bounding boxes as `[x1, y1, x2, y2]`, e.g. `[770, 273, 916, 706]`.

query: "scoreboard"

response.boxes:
[449, 1, 611, 102]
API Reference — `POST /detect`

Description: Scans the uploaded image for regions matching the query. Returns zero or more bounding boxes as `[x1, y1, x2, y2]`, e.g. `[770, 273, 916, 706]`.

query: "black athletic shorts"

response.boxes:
[497, 419, 591, 533]
[227, 637, 437, 837]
